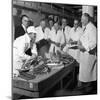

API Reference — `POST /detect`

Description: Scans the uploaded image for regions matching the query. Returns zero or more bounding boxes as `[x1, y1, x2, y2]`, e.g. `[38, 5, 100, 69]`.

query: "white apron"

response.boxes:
[79, 52, 97, 82]
[79, 22, 97, 82]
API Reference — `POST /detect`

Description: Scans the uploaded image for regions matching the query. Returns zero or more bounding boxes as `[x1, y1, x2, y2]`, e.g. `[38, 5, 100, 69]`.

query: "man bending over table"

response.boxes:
[13, 26, 38, 77]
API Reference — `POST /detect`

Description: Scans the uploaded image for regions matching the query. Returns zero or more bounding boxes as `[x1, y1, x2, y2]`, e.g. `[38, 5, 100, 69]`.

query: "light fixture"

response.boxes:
[62, 6, 64, 15]
[37, 3, 42, 15]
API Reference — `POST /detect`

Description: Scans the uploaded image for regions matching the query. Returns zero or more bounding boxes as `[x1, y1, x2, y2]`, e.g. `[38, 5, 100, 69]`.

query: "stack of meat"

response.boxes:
[60, 53, 74, 65]
[20, 56, 51, 78]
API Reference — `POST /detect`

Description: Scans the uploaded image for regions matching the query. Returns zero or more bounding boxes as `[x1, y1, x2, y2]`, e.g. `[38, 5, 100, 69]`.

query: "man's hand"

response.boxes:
[31, 53, 37, 58]
[78, 45, 86, 52]
[25, 54, 37, 63]
[68, 39, 73, 44]
[78, 41, 86, 52]
[48, 38, 60, 47]
[48, 39, 53, 44]
[70, 41, 78, 45]
[61, 43, 66, 50]
[55, 43, 60, 47]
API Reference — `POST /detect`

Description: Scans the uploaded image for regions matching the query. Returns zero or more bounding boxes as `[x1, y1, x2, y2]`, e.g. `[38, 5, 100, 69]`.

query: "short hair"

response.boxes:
[83, 13, 91, 21]
[28, 20, 34, 27]
[40, 18, 46, 22]
[74, 18, 79, 21]
[21, 15, 29, 21]
[54, 21, 60, 25]
[74, 18, 80, 23]
[48, 18, 54, 22]
[61, 18, 68, 24]
[62, 18, 67, 21]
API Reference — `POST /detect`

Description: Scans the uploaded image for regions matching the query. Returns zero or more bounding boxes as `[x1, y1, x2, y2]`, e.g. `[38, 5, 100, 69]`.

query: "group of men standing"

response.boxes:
[13, 13, 97, 93]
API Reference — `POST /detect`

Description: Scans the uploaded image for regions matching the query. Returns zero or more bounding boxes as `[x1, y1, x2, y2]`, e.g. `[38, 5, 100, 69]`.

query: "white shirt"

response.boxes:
[45, 27, 51, 39]
[62, 26, 71, 43]
[13, 33, 37, 60]
[45, 27, 54, 39]
[69, 27, 83, 41]
[13, 33, 37, 76]
[22, 24, 26, 32]
[35, 26, 48, 42]
[49, 28, 65, 53]
[80, 22, 97, 52]
[67, 27, 83, 62]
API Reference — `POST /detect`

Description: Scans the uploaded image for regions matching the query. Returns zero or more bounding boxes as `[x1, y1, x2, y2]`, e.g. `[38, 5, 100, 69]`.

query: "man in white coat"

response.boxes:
[45, 19, 54, 39]
[76, 13, 97, 93]
[35, 19, 48, 42]
[49, 22, 65, 54]
[68, 19, 83, 62]
[60, 18, 71, 52]
[13, 26, 38, 77]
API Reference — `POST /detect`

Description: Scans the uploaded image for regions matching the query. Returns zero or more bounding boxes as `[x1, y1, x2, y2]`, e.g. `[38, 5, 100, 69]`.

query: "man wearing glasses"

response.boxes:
[67, 19, 83, 62]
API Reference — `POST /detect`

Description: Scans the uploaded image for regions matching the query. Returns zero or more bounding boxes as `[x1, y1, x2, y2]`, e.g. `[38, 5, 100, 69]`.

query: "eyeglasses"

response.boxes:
[74, 23, 78, 25]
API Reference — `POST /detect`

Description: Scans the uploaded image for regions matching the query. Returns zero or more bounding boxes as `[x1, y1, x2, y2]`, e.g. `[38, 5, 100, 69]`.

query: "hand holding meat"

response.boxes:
[78, 40, 86, 52]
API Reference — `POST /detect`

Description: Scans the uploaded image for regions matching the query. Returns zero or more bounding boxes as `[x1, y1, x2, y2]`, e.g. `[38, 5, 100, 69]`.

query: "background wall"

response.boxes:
[13, 7, 45, 27]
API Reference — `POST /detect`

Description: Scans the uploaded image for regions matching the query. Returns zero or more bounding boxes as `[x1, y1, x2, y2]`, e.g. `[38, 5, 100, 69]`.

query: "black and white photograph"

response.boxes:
[12, 0, 97, 99]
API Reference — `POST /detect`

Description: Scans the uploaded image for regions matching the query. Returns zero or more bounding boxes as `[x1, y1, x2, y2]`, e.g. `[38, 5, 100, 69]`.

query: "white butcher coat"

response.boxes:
[35, 26, 49, 42]
[49, 28, 65, 53]
[79, 22, 97, 82]
[13, 33, 37, 75]
[62, 26, 71, 52]
[68, 27, 83, 62]
[44, 27, 54, 39]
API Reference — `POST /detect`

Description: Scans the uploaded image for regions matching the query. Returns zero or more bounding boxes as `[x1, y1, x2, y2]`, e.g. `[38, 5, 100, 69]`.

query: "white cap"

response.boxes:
[27, 26, 37, 34]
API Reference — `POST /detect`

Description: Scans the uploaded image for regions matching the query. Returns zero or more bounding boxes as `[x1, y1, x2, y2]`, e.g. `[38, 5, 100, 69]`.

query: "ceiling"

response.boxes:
[13, 0, 97, 19]
[46, 2, 97, 17]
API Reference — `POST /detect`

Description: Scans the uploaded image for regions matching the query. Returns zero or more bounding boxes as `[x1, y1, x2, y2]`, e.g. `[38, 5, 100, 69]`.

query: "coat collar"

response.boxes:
[24, 33, 31, 43]
[22, 24, 26, 32]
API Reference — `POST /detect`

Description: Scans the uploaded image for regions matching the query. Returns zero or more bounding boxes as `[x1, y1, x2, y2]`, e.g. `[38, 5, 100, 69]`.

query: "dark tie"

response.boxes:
[53, 46, 55, 54]
[30, 39, 33, 49]
[42, 28, 44, 33]
[83, 27, 86, 32]
[63, 28, 65, 33]
[62, 28, 66, 44]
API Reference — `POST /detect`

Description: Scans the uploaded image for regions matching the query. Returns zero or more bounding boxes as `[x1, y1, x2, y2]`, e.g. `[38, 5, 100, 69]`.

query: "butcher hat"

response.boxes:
[27, 26, 37, 34]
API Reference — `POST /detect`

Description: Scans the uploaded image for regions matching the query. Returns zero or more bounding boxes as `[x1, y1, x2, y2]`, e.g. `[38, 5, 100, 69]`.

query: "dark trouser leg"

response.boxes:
[74, 80, 97, 94]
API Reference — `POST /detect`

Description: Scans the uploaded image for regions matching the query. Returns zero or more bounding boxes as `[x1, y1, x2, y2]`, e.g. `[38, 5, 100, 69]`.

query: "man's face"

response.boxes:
[40, 21, 46, 29]
[54, 23, 59, 31]
[22, 16, 29, 28]
[74, 20, 79, 29]
[54, 16, 58, 22]
[28, 33, 36, 41]
[62, 19, 67, 28]
[81, 15, 88, 26]
[49, 20, 53, 27]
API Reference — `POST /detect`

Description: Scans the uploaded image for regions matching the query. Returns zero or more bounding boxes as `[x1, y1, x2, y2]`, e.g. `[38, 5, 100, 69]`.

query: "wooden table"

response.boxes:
[12, 60, 76, 98]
